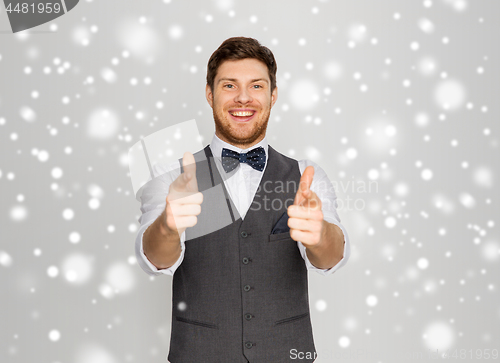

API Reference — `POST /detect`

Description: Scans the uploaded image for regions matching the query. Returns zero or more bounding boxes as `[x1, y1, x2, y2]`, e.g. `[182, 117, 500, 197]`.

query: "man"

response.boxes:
[135, 37, 350, 363]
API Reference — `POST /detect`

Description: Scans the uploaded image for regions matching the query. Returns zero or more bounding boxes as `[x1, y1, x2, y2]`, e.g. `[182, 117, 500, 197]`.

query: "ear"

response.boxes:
[271, 86, 278, 108]
[205, 84, 214, 108]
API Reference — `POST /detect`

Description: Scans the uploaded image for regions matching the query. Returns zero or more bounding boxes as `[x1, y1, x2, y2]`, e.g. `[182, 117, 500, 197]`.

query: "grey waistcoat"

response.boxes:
[167, 145, 316, 363]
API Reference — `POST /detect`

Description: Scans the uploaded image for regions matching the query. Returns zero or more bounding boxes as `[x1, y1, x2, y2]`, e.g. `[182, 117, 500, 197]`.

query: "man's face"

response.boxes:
[206, 58, 278, 149]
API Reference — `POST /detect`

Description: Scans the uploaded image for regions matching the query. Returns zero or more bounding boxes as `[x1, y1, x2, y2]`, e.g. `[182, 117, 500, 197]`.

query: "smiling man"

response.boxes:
[135, 37, 351, 363]
[209, 58, 272, 148]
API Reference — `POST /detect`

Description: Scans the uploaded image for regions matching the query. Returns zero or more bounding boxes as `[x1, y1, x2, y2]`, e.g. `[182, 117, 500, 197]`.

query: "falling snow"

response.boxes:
[1, 0, 498, 362]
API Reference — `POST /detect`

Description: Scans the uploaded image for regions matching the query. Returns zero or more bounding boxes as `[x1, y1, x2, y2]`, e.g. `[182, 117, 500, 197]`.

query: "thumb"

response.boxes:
[182, 152, 195, 179]
[181, 152, 198, 192]
[294, 166, 314, 206]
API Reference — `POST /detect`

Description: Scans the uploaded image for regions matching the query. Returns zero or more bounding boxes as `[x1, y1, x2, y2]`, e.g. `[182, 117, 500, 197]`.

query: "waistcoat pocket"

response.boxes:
[274, 312, 309, 326]
[269, 231, 292, 242]
[175, 316, 218, 329]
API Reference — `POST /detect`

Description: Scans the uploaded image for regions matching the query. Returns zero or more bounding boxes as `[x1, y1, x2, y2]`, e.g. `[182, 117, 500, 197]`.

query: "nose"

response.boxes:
[234, 87, 253, 104]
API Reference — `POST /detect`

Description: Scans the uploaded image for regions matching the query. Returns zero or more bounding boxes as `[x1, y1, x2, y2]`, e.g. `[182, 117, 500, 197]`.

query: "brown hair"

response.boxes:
[206, 37, 277, 93]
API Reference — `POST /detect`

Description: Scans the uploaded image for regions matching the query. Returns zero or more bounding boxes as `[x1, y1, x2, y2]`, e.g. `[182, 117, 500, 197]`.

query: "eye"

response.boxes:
[224, 84, 234, 89]
[253, 85, 263, 89]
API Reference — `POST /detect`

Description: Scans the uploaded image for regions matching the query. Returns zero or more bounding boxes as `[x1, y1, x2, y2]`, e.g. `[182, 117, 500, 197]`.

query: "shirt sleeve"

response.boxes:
[297, 159, 351, 276]
[134, 161, 185, 276]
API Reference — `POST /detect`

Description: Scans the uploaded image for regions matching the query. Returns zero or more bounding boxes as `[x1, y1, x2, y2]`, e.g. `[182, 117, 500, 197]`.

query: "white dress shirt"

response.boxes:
[135, 134, 351, 277]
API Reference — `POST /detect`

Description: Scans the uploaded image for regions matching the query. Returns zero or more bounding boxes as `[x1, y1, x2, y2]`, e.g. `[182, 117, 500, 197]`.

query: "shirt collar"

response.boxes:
[209, 133, 268, 158]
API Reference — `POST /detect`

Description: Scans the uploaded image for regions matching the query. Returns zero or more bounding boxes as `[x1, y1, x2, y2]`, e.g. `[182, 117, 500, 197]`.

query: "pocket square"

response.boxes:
[271, 211, 290, 234]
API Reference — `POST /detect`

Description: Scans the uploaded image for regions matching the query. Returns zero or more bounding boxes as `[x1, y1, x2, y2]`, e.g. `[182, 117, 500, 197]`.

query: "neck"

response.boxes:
[215, 131, 266, 150]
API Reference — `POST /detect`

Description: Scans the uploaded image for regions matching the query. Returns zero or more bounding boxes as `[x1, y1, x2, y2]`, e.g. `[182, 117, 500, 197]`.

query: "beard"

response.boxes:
[212, 100, 271, 148]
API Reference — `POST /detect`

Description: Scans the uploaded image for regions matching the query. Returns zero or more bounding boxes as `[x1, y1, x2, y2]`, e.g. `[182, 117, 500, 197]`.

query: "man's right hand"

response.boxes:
[161, 152, 203, 237]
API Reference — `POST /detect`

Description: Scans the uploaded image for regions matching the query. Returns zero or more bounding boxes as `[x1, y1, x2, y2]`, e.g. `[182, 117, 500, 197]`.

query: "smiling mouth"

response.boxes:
[229, 110, 256, 122]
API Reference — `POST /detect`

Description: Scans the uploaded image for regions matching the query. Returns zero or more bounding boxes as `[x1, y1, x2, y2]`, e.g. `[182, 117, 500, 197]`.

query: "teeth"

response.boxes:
[231, 111, 254, 116]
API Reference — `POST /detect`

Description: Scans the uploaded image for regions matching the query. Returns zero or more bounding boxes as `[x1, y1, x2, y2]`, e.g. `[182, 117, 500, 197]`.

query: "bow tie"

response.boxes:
[221, 147, 266, 173]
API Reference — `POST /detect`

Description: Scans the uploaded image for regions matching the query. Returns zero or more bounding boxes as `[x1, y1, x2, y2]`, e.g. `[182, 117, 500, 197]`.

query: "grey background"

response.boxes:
[0, 0, 499, 362]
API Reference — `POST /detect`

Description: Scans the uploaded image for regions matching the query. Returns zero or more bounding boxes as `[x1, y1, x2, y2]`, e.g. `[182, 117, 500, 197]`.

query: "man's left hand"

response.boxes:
[287, 166, 326, 248]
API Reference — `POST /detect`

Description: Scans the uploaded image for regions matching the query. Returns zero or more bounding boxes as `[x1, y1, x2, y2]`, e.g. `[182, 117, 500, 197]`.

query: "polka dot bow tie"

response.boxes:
[221, 147, 266, 173]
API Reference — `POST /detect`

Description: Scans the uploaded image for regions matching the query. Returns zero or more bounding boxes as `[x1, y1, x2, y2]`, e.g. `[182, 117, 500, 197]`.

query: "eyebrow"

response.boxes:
[217, 78, 269, 84]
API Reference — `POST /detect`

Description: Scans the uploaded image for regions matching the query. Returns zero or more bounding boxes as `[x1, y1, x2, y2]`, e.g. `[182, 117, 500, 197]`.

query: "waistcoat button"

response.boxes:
[241, 231, 248, 238]
[245, 341, 253, 349]
[243, 284, 251, 292]
[245, 313, 253, 320]
[242, 257, 249, 264]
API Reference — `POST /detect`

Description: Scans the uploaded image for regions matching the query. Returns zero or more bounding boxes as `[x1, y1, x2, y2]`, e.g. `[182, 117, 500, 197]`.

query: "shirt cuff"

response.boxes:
[135, 222, 185, 277]
[298, 219, 350, 276]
